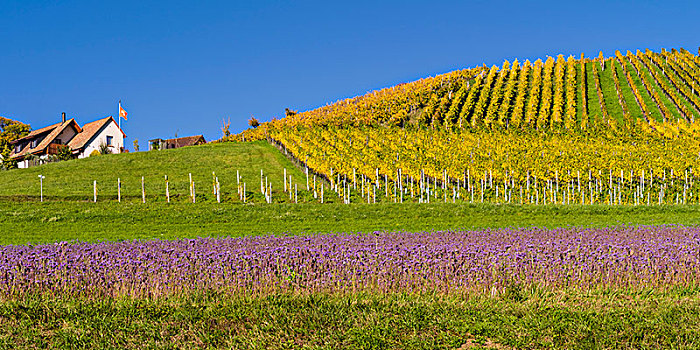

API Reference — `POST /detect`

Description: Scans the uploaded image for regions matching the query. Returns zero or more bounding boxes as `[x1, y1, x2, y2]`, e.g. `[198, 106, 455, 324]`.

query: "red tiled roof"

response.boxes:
[10, 119, 80, 159]
[67, 116, 125, 151]
[10, 122, 62, 144]
[164, 135, 206, 147]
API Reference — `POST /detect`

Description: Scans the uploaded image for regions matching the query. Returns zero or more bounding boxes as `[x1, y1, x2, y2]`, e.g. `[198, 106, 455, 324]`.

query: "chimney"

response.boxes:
[62, 112, 66, 123]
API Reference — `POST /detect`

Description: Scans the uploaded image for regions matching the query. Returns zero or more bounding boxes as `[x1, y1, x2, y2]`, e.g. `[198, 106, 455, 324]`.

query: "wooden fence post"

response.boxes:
[165, 175, 170, 203]
[189, 173, 193, 199]
[38, 175, 44, 202]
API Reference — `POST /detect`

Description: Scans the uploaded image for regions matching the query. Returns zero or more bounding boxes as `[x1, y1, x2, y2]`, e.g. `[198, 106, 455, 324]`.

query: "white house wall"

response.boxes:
[78, 121, 125, 158]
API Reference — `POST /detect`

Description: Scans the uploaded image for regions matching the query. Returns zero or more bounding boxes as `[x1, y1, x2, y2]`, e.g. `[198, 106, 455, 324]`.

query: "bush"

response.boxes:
[98, 143, 111, 155]
[57, 145, 72, 161]
[90, 150, 100, 157]
[248, 117, 260, 128]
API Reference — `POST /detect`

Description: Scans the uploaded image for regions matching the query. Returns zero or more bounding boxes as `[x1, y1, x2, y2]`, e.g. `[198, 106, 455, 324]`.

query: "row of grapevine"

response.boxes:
[509, 60, 531, 128]
[525, 59, 543, 127]
[564, 55, 577, 129]
[579, 53, 588, 129]
[656, 50, 700, 115]
[638, 52, 687, 121]
[496, 60, 520, 126]
[484, 61, 511, 126]
[470, 65, 500, 127]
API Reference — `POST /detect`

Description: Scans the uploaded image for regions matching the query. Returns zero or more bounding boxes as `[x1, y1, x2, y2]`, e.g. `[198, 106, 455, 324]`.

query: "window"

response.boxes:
[31, 139, 38, 148]
[106, 136, 113, 146]
[15, 144, 21, 153]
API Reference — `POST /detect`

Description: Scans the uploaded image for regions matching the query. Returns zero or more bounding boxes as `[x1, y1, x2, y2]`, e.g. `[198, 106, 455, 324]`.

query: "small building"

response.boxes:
[9, 113, 126, 168]
[148, 135, 206, 151]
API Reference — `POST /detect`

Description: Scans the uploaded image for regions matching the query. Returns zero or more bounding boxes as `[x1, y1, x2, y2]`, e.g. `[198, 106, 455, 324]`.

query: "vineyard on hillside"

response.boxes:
[231, 47, 700, 205]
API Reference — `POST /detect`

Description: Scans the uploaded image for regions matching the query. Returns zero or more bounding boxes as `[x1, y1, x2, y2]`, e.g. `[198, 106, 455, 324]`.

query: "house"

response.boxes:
[67, 116, 126, 158]
[9, 113, 126, 168]
[148, 135, 206, 151]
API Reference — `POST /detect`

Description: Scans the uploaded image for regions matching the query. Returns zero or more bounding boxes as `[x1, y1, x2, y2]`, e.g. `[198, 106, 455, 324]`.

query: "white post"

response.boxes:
[189, 173, 193, 199]
[118, 178, 121, 202]
[216, 178, 220, 203]
[192, 181, 196, 203]
[165, 175, 170, 203]
[295, 184, 297, 203]
[141, 176, 145, 203]
[321, 183, 324, 204]
[243, 182, 246, 203]
[38, 175, 45, 202]
[353, 168, 356, 189]
[93, 180, 97, 203]
[306, 167, 309, 191]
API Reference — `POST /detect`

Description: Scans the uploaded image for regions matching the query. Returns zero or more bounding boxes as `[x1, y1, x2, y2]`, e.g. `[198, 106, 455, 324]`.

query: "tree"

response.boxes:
[133, 139, 140, 152]
[0, 117, 30, 170]
[248, 117, 260, 128]
[222, 118, 231, 138]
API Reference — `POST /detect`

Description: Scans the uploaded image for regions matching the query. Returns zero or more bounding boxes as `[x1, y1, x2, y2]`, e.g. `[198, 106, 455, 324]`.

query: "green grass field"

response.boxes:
[3, 201, 700, 245]
[3, 289, 699, 349]
[3, 141, 700, 245]
[3, 140, 700, 349]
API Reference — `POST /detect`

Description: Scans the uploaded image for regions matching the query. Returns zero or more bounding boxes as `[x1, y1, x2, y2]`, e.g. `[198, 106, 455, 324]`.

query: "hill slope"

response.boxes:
[0, 141, 311, 203]
[241, 47, 700, 135]
[230, 47, 700, 206]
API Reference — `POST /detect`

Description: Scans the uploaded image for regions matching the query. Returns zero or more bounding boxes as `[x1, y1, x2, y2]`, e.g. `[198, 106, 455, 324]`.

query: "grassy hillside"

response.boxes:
[0, 141, 311, 203]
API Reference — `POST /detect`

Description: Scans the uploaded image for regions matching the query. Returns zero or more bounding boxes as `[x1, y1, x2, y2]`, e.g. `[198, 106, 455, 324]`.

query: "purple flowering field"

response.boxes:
[1, 225, 699, 299]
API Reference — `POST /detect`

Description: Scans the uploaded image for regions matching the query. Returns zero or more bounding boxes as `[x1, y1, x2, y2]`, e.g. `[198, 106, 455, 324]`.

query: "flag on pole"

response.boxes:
[119, 101, 128, 121]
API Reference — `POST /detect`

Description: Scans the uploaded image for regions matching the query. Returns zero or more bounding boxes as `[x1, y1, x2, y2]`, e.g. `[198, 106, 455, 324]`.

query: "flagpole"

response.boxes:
[118, 100, 121, 130]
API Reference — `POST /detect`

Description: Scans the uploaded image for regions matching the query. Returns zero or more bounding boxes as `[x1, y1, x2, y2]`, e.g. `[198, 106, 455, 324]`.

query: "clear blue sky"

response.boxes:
[2, 0, 699, 150]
